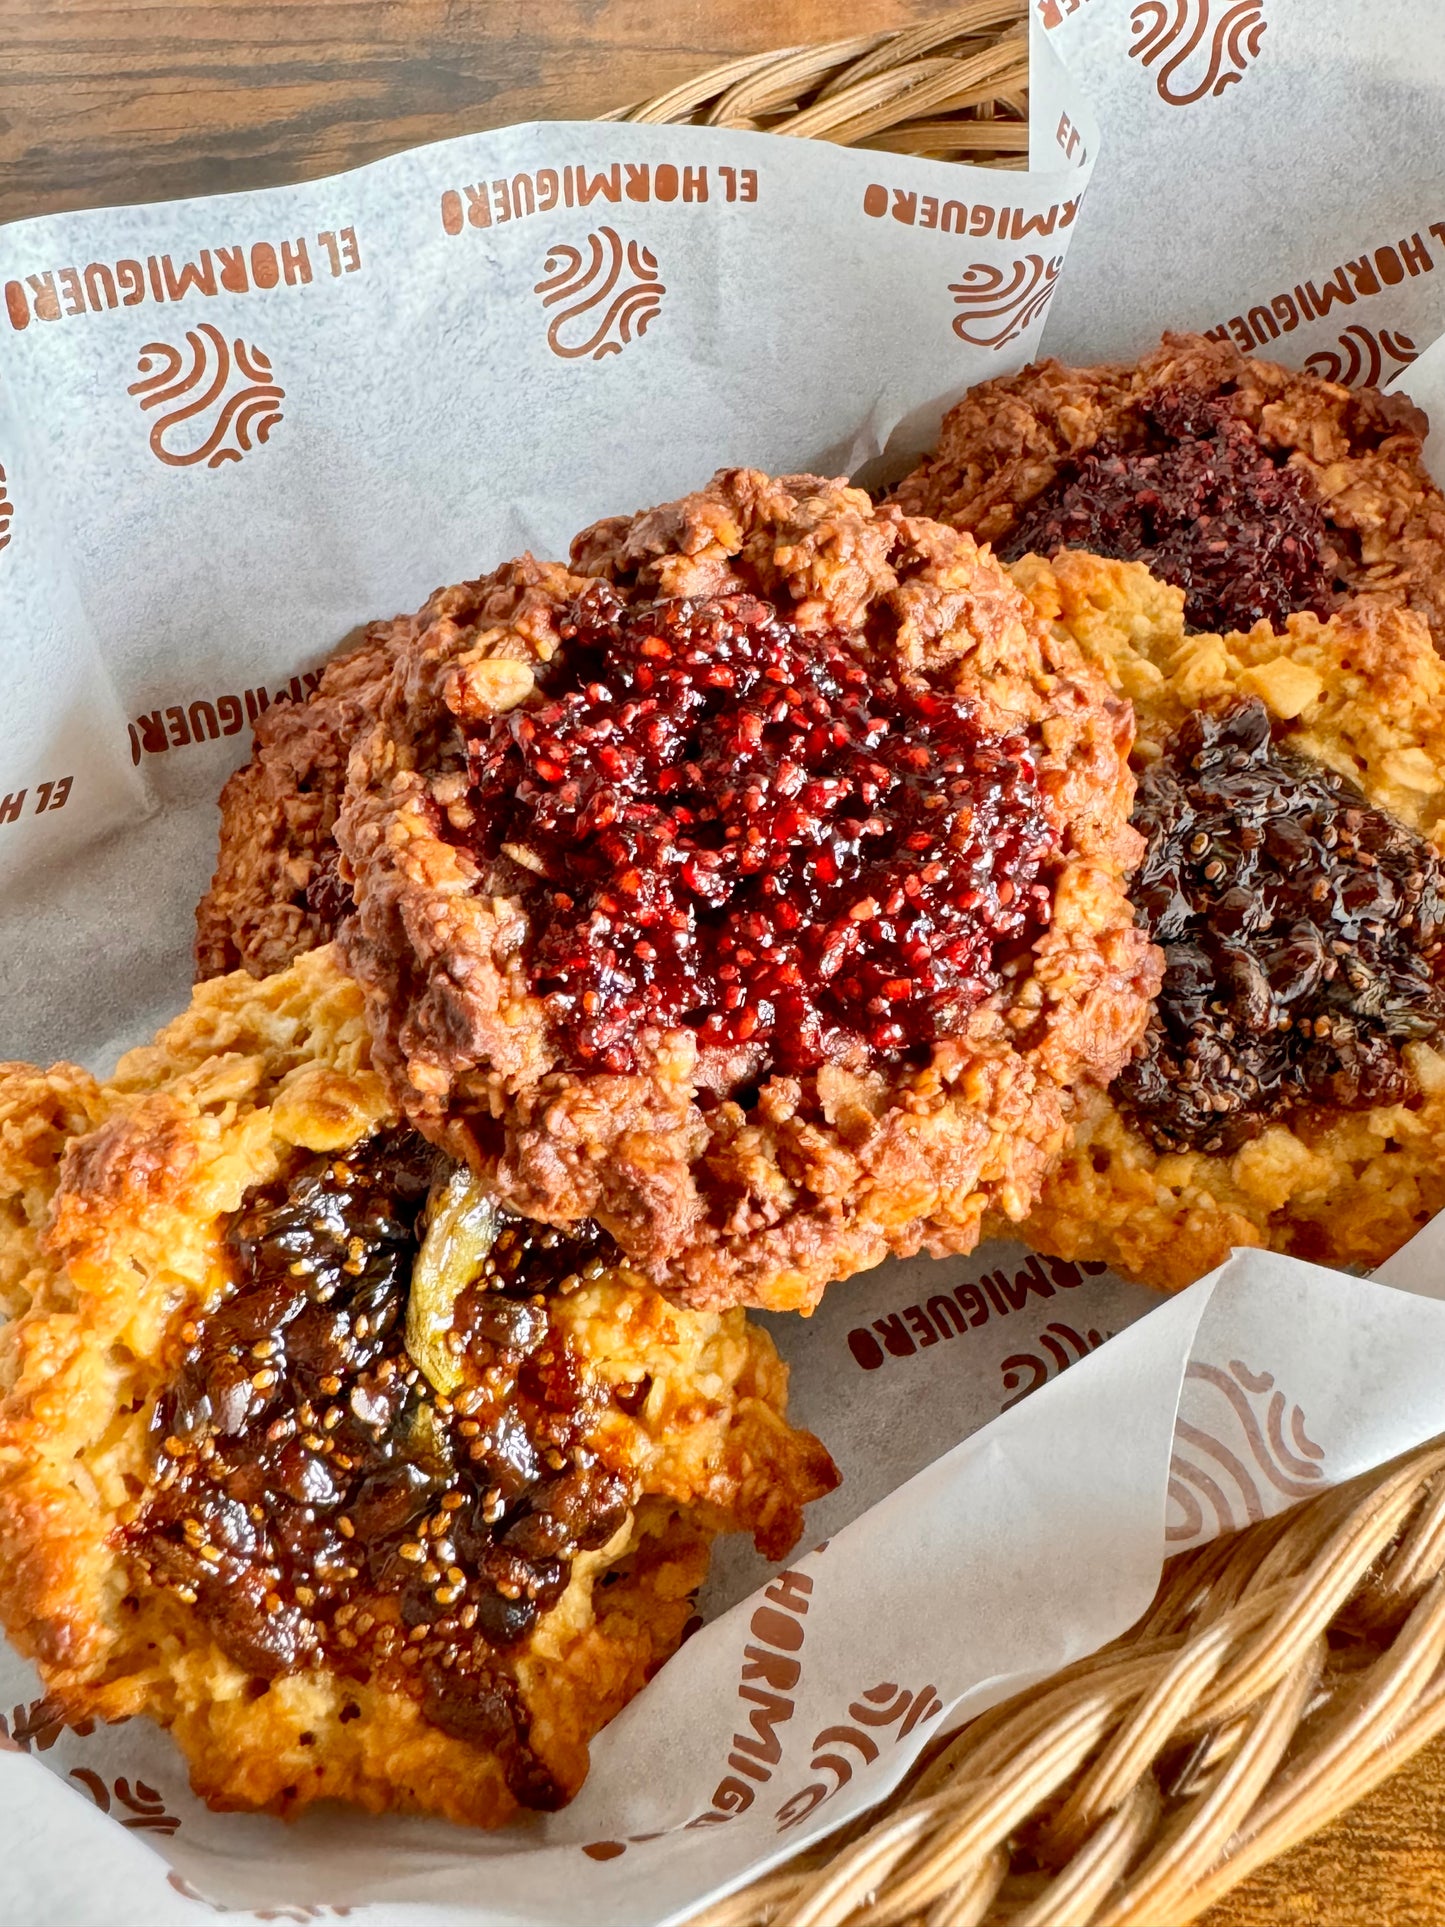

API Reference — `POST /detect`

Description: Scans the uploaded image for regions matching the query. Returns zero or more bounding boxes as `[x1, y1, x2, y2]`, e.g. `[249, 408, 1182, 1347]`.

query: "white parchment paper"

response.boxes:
[5, 3, 1445, 1923]
[1039, 0, 1445, 376]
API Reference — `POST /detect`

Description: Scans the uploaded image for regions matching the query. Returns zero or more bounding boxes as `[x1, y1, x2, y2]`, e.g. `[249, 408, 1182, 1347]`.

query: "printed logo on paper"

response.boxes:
[1204, 228, 1443, 358]
[1129, 0, 1268, 106]
[773, 1680, 944, 1832]
[534, 227, 666, 360]
[0, 1693, 93, 1753]
[127, 323, 285, 468]
[69, 1768, 181, 1836]
[0, 460, 11, 553]
[127, 670, 326, 767]
[950, 253, 1061, 349]
[1, 1694, 183, 1842]
[1167, 1358, 1325, 1543]
[1000, 1319, 1111, 1411]
[1306, 323, 1418, 388]
[845, 1251, 1108, 1375]
[1036, 0, 1093, 25]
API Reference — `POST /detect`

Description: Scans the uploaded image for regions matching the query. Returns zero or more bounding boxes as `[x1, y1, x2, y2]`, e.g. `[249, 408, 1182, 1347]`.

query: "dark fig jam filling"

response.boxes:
[1118, 698, 1445, 1155]
[466, 588, 1058, 1077]
[1005, 387, 1336, 634]
[128, 1130, 632, 1808]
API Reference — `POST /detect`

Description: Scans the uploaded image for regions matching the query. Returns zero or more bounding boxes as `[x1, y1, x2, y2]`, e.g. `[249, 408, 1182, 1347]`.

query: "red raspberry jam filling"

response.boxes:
[467, 590, 1058, 1077]
[1006, 387, 1336, 634]
[130, 1130, 631, 1809]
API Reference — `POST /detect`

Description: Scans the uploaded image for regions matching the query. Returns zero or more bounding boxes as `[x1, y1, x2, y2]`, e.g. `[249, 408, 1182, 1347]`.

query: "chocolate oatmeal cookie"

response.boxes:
[333, 469, 1159, 1313]
[0, 947, 835, 1827]
[894, 332, 1445, 646]
[1008, 549, 1445, 1290]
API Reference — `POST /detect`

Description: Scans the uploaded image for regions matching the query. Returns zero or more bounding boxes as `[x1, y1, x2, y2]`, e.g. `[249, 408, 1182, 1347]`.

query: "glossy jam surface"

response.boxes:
[1006, 388, 1335, 633]
[130, 1132, 629, 1807]
[1118, 699, 1445, 1154]
[468, 590, 1057, 1076]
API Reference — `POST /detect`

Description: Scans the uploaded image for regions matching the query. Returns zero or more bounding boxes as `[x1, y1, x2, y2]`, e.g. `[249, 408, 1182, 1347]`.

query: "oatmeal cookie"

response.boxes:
[1008, 548, 1445, 1290]
[195, 618, 410, 979]
[894, 331, 1445, 645]
[334, 469, 1159, 1312]
[0, 946, 835, 1827]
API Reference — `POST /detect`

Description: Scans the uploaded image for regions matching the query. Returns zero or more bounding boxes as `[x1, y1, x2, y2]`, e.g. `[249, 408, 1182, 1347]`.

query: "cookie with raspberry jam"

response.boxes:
[334, 470, 1159, 1312]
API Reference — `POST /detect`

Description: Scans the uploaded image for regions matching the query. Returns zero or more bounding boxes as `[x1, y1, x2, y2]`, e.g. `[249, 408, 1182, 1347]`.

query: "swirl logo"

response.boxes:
[69, 1768, 181, 1836]
[0, 460, 11, 553]
[127, 323, 285, 469]
[774, 1680, 944, 1833]
[950, 253, 1061, 350]
[1167, 1358, 1324, 1545]
[1129, 0, 1268, 106]
[1000, 1320, 1110, 1411]
[534, 227, 666, 361]
[1306, 323, 1418, 388]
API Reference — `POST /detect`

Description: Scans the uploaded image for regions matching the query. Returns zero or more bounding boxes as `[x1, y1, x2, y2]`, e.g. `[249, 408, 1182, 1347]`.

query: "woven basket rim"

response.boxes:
[614, 1, 1031, 165]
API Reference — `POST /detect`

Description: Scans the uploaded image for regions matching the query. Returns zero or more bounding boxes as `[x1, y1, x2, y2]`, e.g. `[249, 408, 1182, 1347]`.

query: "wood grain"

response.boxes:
[0, 0, 939, 220]
[1202, 1731, 1445, 1927]
[3, 2, 1444, 1919]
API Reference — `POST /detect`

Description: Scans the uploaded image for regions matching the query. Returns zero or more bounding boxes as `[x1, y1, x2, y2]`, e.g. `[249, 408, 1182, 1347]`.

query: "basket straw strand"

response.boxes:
[705, 35, 906, 127]
[680, 1433, 1445, 1926]
[619, 0, 1031, 168]
[812, 1, 1030, 101]
[771, 32, 1028, 145]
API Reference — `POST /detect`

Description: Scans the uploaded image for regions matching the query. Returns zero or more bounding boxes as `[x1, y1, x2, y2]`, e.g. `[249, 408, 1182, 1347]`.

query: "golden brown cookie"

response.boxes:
[894, 331, 1445, 647]
[1007, 549, 1445, 1290]
[0, 947, 836, 1827]
[332, 469, 1159, 1313]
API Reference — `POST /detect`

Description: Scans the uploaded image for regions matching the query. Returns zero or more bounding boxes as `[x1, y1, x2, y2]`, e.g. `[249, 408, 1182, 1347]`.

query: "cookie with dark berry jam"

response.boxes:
[1009, 548, 1445, 1293]
[896, 330, 1445, 647]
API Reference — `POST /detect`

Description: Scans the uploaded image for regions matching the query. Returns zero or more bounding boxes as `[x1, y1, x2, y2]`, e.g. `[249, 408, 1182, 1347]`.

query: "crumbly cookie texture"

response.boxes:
[894, 331, 1445, 647]
[1007, 548, 1445, 1290]
[0, 946, 835, 1827]
[335, 468, 1159, 1313]
[195, 618, 411, 980]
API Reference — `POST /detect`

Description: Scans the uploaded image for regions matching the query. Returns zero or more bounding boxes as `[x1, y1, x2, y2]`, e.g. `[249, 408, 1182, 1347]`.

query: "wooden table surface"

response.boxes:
[4, 3, 1445, 1921]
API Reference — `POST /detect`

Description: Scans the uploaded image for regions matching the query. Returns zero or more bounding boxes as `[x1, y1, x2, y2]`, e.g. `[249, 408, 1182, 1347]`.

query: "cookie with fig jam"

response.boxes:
[1006, 549, 1445, 1290]
[330, 469, 1158, 1313]
[0, 946, 835, 1827]
[893, 331, 1445, 647]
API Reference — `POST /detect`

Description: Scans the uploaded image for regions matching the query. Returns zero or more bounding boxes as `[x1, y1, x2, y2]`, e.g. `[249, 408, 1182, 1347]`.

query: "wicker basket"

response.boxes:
[613, 9, 1445, 1923]
[610, 1, 1030, 166]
